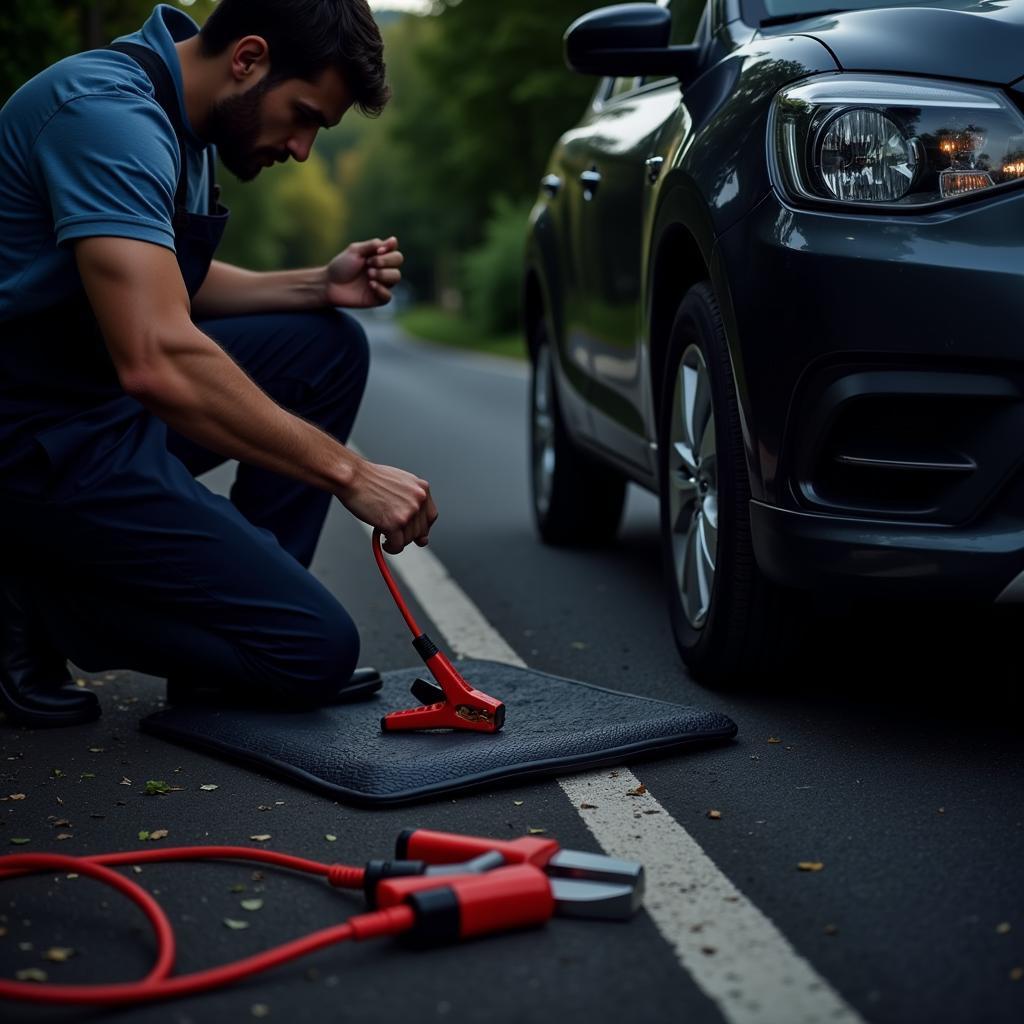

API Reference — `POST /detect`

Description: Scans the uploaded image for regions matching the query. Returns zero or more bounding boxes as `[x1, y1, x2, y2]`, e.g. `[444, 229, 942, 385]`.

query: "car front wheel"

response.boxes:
[658, 282, 804, 682]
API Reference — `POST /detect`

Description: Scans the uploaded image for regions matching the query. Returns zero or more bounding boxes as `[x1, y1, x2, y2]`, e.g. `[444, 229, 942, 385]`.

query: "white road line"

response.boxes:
[356, 522, 865, 1024]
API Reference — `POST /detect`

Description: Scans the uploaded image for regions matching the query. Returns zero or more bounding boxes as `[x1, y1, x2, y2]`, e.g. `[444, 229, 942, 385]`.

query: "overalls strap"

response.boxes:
[106, 41, 190, 227]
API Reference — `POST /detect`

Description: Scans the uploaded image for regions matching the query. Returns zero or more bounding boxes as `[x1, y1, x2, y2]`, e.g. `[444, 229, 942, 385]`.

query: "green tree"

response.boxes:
[0, 1, 217, 105]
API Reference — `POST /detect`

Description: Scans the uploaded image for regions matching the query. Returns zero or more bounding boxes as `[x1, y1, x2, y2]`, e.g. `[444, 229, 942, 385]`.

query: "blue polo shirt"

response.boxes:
[0, 4, 211, 322]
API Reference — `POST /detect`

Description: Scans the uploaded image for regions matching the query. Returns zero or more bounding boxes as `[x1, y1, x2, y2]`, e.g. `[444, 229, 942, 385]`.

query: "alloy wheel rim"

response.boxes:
[668, 344, 719, 629]
[532, 344, 556, 517]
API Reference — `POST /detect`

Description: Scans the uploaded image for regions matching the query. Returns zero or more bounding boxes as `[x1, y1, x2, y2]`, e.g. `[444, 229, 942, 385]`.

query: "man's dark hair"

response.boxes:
[199, 0, 390, 116]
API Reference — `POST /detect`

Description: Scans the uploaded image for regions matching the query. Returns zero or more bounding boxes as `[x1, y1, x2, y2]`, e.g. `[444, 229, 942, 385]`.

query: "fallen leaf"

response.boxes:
[224, 918, 250, 930]
[144, 780, 172, 796]
[51, 768, 64, 778]
[249, 835, 272, 843]
[997, 922, 1012, 935]
[274, 801, 285, 806]
[251, 1004, 270, 1018]
[56, 834, 73, 841]
[1010, 967, 1023, 982]
[200, 784, 219, 791]
[149, 830, 169, 841]
[767, 737, 782, 745]
[627, 784, 647, 797]
[230, 884, 246, 893]
[52, 819, 71, 827]
[15, 968, 47, 983]
[119, 777, 132, 786]
[88, 747, 105, 753]
[579, 803, 597, 810]
[79, 773, 95, 780]
[10, 838, 30, 846]
[7, 794, 26, 801]
[131, 866, 142, 874]
[65, 873, 78, 880]
[138, 831, 150, 841]
[513, 801, 524, 807]
[241, 899, 264, 912]
[570, 641, 588, 650]
[707, 810, 722, 820]
[257, 805, 273, 812]
[528, 828, 546, 835]
[700, 946, 717, 956]
[251, 871, 264, 881]
[797, 861, 824, 872]
[324, 835, 337, 842]
[42, 947, 75, 963]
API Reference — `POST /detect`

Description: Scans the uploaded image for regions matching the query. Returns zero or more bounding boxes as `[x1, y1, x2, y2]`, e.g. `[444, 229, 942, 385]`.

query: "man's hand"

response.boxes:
[325, 237, 404, 308]
[336, 455, 438, 554]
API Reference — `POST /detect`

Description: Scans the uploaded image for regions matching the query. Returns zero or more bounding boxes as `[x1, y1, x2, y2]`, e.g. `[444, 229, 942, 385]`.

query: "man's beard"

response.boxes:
[207, 77, 287, 182]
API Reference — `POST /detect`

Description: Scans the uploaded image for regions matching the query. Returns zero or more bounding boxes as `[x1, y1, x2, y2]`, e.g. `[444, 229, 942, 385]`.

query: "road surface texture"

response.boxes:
[1, 312, 1022, 1024]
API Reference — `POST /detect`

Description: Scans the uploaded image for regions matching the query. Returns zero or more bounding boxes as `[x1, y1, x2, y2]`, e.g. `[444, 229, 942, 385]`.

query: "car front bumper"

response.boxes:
[716, 184, 1024, 600]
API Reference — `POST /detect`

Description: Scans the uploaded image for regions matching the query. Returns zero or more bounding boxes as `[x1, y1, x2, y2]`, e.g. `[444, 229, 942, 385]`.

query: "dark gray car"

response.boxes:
[524, 0, 1024, 681]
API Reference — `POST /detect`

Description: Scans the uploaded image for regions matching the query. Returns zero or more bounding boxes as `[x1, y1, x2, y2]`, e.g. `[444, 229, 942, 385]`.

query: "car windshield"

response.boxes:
[751, 0, 983, 23]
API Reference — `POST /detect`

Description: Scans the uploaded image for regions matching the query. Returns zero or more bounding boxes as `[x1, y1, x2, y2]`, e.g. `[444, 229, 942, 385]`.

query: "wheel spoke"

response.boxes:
[677, 518, 700, 622]
[699, 512, 717, 574]
[682, 364, 699, 451]
[674, 440, 699, 478]
[691, 366, 712, 457]
[698, 413, 716, 468]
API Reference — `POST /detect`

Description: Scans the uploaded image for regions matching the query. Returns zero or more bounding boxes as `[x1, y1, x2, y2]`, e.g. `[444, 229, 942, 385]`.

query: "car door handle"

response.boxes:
[644, 156, 664, 184]
[580, 168, 602, 200]
[541, 174, 562, 198]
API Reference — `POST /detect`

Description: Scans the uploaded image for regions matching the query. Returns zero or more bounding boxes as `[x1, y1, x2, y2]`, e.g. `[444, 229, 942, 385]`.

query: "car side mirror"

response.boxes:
[564, 3, 701, 84]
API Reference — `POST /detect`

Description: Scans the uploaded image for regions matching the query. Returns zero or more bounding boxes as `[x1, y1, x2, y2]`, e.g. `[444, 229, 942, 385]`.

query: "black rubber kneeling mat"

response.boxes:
[140, 660, 738, 806]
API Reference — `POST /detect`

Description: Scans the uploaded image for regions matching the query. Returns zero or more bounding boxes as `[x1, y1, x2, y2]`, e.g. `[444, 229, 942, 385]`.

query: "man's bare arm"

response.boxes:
[75, 237, 436, 552]
[190, 260, 328, 318]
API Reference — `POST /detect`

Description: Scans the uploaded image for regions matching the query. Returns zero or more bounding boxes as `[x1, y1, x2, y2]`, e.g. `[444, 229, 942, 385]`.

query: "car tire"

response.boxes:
[530, 321, 626, 546]
[658, 282, 804, 682]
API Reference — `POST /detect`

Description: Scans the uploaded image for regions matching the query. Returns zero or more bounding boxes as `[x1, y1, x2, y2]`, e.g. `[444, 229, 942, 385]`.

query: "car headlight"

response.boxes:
[768, 74, 1024, 209]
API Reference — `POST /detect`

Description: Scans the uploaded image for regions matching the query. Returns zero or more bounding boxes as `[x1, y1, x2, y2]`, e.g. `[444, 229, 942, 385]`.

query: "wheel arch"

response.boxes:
[646, 181, 764, 500]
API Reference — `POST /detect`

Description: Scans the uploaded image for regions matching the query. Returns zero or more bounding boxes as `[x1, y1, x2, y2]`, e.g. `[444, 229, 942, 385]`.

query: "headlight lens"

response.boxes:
[769, 74, 1024, 209]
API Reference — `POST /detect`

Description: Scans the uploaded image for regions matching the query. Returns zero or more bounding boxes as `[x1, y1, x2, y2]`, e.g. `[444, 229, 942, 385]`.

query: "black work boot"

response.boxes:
[0, 576, 101, 728]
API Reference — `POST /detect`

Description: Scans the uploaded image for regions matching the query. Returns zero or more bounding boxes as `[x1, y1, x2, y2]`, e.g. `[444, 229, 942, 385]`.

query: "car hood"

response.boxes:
[761, 1, 1024, 86]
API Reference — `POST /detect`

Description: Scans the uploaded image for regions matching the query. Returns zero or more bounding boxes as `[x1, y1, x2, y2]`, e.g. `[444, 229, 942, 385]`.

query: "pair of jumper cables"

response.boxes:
[0, 828, 644, 1007]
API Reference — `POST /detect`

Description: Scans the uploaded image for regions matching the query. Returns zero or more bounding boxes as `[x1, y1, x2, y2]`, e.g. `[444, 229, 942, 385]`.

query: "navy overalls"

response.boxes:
[0, 43, 369, 705]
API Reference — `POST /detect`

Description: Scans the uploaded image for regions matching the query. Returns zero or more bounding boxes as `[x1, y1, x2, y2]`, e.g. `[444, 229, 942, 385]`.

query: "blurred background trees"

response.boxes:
[1, 0, 703, 338]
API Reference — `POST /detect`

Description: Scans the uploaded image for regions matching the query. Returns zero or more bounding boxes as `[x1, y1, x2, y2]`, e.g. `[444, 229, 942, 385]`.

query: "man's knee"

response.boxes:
[251, 595, 361, 707]
[324, 309, 370, 394]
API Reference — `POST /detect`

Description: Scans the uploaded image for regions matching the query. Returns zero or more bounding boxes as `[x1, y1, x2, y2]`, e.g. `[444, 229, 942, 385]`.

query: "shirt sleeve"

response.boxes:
[31, 91, 180, 252]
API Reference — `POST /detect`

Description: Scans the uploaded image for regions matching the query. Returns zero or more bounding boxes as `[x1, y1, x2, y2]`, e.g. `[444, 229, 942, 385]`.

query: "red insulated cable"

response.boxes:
[0, 848, 411, 1007]
[372, 528, 423, 636]
[0, 846, 365, 889]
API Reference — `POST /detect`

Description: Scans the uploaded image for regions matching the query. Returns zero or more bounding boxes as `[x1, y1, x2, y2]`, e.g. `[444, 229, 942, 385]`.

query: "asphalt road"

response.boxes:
[1, 312, 1023, 1024]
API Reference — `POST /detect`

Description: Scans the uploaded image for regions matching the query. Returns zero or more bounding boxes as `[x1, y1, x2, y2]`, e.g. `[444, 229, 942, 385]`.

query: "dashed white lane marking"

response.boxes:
[354, 518, 865, 1024]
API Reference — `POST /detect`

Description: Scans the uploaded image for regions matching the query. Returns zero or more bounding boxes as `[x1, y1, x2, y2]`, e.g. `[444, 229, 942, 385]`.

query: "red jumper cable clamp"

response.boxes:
[377, 827, 645, 920]
[0, 830, 643, 1007]
[371, 528, 505, 733]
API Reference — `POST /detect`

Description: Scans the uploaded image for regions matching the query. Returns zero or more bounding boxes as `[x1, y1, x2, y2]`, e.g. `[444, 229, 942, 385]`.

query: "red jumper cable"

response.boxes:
[371, 528, 505, 733]
[0, 830, 642, 1007]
